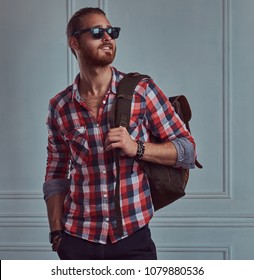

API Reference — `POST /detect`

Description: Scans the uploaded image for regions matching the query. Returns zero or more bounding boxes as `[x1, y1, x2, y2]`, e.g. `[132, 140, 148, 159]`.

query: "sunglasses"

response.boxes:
[73, 27, 121, 40]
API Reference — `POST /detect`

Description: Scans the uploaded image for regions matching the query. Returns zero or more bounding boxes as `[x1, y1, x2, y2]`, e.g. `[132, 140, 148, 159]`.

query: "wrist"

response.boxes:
[49, 230, 64, 244]
[135, 140, 145, 160]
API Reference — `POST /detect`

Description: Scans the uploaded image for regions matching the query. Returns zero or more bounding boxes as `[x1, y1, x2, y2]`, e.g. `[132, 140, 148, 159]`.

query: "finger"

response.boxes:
[105, 141, 123, 152]
[105, 134, 120, 147]
[105, 128, 126, 145]
[108, 126, 127, 135]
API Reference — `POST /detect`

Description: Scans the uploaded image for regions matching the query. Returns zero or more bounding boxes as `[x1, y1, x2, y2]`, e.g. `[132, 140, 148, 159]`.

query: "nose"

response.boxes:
[102, 30, 112, 41]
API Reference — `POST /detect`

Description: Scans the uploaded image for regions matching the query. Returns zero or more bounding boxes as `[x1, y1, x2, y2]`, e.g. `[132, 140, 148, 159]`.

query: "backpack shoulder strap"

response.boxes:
[110, 72, 150, 237]
[109, 72, 151, 129]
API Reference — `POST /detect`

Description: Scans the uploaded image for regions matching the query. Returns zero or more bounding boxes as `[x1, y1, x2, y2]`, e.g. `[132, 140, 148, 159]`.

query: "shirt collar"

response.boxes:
[110, 66, 122, 95]
[71, 73, 80, 102]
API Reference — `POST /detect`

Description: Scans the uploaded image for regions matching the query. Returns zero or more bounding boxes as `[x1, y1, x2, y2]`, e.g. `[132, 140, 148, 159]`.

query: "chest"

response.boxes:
[82, 95, 105, 120]
[58, 92, 148, 138]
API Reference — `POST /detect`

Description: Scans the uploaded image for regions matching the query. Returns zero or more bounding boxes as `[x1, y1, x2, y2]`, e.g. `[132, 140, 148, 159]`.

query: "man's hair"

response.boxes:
[66, 7, 106, 57]
[66, 7, 106, 38]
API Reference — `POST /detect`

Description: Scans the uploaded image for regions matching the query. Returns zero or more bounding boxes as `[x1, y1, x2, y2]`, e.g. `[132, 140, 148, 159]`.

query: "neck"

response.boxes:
[78, 64, 112, 97]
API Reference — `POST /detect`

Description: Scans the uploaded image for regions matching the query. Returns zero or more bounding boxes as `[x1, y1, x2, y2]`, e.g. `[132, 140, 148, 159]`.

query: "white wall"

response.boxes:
[0, 0, 253, 259]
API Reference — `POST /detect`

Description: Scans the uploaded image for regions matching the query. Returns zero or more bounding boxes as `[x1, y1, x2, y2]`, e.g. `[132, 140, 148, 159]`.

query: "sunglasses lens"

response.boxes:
[92, 28, 104, 39]
[109, 28, 120, 39]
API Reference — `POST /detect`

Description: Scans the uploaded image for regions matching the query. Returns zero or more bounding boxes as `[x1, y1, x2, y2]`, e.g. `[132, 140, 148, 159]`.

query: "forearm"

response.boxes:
[43, 178, 69, 231]
[105, 127, 195, 168]
[141, 141, 177, 166]
[139, 138, 195, 168]
[45, 193, 65, 232]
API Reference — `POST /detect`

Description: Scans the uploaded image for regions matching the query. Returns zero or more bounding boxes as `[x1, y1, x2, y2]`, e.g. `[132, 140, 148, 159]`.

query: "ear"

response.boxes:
[68, 36, 79, 51]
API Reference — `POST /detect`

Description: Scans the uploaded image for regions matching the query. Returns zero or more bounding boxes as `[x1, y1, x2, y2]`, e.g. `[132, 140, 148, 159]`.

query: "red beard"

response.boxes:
[81, 42, 116, 67]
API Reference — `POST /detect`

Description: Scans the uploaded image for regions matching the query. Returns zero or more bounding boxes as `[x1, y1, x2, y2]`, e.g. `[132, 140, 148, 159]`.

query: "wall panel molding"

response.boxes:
[222, 0, 231, 199]
[98, 0, 107, 11]
[0, 243, 230, 260]
[0, 244, 50, 252]
[65, 0, 107, 85]
[151, 213, 254, 228]
[1, 213, 254, 228]
[0, 244, 231, 260]
[66, 0, 75, 85]
[185, 0, 231, 199]
[0, 214, 47, 227]
[156, 244, 231, 260]
[0, 191, 41, 200]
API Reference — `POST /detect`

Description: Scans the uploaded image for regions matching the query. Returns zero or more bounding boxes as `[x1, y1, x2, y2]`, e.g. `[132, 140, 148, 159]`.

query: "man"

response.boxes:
[43, 7, 196, 260]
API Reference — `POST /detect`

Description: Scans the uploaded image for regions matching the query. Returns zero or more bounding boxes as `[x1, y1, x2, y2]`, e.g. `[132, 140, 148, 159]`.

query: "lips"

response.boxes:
[100, 44, 113, 51]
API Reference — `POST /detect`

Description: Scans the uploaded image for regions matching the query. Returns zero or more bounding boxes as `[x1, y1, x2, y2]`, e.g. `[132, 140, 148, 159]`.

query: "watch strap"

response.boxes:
[49, 230, 64, 243]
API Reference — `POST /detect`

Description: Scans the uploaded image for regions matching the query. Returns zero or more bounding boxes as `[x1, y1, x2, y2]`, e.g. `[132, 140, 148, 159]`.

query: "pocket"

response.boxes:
[64, 127, 89, 166]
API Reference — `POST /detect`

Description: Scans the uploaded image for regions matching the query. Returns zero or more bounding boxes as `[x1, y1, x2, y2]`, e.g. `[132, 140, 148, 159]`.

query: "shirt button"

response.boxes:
[103, 193, 108, 199]
[102, 100, 106, 104]
[105, 217, 109, 222]
[102, 170, 106, 174]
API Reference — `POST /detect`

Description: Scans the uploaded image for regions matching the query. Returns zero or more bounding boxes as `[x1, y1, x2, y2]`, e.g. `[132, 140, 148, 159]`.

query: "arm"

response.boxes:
[105, 79, 196, 168]
[140, 141, 177, 166]
[45, 192, 65, 252]
[105, 127, 177, 166]
[45, 193, 65, 232]
[43, 101, 70, 244]
[43, 178, 70, 231]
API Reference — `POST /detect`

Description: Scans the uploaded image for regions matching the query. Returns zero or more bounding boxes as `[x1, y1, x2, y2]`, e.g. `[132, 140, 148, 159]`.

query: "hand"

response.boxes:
[105, 127, 137, 157]
[52, 235, 63, 252]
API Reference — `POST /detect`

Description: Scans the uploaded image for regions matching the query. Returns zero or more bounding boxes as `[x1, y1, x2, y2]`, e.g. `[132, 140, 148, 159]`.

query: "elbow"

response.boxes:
[43, 178, 70, 201]
[171, 138, 196, 169]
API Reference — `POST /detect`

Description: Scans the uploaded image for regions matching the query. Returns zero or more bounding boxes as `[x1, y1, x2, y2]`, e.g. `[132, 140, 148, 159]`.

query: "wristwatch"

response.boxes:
[49, 230, 64, 244]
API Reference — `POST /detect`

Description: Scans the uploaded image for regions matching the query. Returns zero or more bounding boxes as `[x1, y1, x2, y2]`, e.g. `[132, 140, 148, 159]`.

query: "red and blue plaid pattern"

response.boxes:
[45, 67, 195, 244]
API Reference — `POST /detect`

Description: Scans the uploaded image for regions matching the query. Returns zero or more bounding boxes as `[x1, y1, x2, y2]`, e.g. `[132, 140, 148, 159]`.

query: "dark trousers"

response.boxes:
[57, 225, 157, 260]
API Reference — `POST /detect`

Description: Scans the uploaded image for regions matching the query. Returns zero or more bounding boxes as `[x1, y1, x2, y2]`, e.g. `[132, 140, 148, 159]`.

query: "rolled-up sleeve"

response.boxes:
[43, 178, 70, 201]
[171, 138, 195, 168]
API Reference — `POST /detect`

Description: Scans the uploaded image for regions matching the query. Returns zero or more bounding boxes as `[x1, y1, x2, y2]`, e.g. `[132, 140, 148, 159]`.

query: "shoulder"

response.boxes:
[112, 67, 165, 99]
[49, 84, 73, 111]
[132, 74, 163, 101]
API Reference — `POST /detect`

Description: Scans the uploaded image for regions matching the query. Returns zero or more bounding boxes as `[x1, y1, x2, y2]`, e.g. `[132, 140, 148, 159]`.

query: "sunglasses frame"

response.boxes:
[73, 27, 121, 39]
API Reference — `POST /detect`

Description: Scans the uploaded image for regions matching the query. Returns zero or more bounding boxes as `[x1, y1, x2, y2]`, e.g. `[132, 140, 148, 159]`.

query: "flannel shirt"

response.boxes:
[44, 67, 196, 244]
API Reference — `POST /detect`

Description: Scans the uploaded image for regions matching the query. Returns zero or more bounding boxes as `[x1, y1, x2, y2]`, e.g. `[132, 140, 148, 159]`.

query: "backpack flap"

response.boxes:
[169, 95, 192, 124]
[170, 95, 203, 169]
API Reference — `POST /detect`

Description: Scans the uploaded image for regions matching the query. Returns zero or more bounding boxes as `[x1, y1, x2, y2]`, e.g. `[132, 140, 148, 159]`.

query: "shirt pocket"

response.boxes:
[64, 127, 89, 166]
